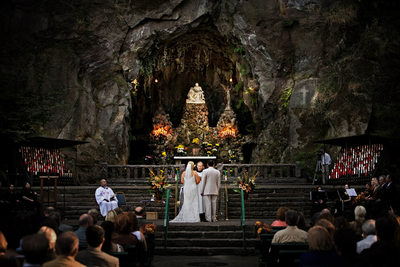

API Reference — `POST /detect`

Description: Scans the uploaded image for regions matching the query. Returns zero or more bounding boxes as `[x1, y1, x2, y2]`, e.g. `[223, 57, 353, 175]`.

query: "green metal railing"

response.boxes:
[240, 189, 246, 248]
[163, 188, 171, 248]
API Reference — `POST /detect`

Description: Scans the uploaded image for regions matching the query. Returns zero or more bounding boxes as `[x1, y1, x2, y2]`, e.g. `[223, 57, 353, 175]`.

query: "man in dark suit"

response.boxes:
[76, 225, 119, 267]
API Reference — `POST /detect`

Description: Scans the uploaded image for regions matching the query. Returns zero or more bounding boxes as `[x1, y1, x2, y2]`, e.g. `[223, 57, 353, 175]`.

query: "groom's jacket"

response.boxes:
[201, 167, 221, 195]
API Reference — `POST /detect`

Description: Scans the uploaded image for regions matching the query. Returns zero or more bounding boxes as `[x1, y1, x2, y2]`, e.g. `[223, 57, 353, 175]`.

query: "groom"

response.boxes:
[201, 160, 221, 222]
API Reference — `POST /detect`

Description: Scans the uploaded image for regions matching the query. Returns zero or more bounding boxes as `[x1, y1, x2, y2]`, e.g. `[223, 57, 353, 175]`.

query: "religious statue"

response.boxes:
[221, 83, 232, 111]
[186, 83, 205, 104]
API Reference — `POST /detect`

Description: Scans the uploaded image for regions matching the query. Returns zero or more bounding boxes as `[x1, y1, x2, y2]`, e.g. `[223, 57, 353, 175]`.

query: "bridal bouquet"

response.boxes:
[233, 170, 257, 193]
[149, 169, 170, 198]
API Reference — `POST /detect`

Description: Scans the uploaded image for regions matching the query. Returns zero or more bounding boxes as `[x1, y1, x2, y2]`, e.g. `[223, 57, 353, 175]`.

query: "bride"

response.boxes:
[170, 161, 201, 223]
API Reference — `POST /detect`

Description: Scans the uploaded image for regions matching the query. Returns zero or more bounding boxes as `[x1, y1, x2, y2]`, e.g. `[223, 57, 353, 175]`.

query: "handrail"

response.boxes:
[240, 189, 246, 248]
[163, 188, 171, 248]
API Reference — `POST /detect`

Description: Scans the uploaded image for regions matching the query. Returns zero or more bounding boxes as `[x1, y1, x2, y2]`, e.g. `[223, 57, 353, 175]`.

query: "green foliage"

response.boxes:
[234, 46, 246, 55]
[280, 86, 293, 114]
[239, 63, 250, 77]
[282, 19, 299, 28]
[234, 82, 243, 93]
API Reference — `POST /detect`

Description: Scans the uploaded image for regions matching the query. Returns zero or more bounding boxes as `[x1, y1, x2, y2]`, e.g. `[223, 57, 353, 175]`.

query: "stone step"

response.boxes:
[154, 246, 255, 256]
[157, 230, 255, 239]
[155, 238, 257, 247]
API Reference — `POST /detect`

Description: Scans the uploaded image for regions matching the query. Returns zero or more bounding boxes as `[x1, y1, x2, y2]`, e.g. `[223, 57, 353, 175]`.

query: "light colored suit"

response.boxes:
[201, 167, 221, 222]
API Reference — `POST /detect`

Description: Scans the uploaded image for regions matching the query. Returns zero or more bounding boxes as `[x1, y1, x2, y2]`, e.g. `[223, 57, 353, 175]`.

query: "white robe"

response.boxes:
[196, 170, 205, 213]
[95, 186, 118, 217]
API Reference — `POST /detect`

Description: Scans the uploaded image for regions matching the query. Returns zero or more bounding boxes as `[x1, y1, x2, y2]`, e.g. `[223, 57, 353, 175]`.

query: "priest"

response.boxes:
[95, 179, 118, 217]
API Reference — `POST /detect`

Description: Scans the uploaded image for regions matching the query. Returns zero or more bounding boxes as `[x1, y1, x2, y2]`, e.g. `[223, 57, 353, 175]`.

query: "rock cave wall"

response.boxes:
[1, 0, 399, 179]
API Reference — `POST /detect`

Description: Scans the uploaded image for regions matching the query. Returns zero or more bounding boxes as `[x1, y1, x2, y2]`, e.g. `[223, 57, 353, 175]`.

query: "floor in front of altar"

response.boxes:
[152, 255, 258, 267]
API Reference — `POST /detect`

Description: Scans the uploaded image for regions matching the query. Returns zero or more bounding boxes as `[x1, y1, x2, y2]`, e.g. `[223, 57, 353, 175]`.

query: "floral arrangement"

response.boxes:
[202, 142, 219, 156]
[192, 138, 200, 146]
[175, 144, 187, 155]
[254, 221, 272, 237]
[233, 170, 257, 193]
[141, 223, 157, 235]
[149, 169, 170, 197]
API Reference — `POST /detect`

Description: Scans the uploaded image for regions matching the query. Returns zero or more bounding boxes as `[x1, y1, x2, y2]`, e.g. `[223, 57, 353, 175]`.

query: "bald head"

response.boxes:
[100, 179, 107, 187]
[79, 213, 93, 228]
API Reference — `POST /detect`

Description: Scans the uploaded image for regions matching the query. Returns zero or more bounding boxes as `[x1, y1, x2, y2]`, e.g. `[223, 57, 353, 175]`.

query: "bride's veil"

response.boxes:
[185, 161, 194, 182]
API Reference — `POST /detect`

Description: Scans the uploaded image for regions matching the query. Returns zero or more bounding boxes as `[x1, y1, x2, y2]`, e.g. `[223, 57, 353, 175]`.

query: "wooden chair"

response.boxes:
[110, 244, 137, 267]
[269, 242, 309, 267]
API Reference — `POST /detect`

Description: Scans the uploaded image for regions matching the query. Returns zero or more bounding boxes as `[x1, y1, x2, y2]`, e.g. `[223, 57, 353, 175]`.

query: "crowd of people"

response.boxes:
[264, 204, 400, 267]
[0, 192, 155, 267]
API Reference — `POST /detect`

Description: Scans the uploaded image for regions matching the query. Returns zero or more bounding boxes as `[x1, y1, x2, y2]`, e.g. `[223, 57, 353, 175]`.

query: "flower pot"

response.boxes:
[192, 147, 200, 156]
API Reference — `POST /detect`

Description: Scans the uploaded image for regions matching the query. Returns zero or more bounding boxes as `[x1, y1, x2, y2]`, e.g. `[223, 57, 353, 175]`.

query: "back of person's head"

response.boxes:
[308, 226, 335, 252]
[38, 226, 57, 250]
[334, 216, 348, 230]
[135, 206, 144, 217]
[334, 227, 358, 258]
[22, 233, 49, 264]
[88, 209, 99, 224]
[297, 212, 307, 230]
[100, 221, 114, 252]
[316, 218, 336, 237]
[318, 211, 335, 224]
[86, 225, 104, 248]
[276, 207, 289, 221]
[362, 219, 376, 236]
[0, 231, 7, 253]
[55, 232, 79, 257]
[375, 215, 399, 243]
[78, 213, 93, 227]
[115, 212, 137, 234]
[354, 205, 366, 222]
[285, 210, 298, 226]
[207, 160, 214, 167]
[105, 209, 118, 222]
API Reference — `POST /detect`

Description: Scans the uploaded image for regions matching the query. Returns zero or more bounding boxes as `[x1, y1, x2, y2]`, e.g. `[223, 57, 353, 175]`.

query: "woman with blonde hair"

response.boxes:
[171, 161, 201, 223]
[299, 226, 344, 267]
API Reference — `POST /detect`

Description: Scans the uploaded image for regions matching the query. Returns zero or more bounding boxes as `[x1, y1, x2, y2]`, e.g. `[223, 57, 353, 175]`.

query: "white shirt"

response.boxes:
[357, 234, 377, 254]
[321, 153, 331, 165]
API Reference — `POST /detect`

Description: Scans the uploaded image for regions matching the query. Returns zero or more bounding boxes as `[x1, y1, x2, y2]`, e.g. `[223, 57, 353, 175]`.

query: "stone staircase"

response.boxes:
[154, 221, 258, 256]
[50, 184, 317, 222]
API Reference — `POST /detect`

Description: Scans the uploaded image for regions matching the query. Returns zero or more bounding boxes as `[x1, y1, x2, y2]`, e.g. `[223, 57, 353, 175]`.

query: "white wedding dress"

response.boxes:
[170, 165, 200, 223]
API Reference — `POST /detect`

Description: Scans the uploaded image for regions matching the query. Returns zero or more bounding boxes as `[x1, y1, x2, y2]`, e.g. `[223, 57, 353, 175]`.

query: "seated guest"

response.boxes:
[76, 225, 119, 267]
[356, 219, 377, 254]
[20, 182, 40, 213]
[38, 226, 57, 260]
[271, 207, 289, 227]
[311, 186, 327, 216]
[40, 207, 60, 234]
[43, 232, 85, 267]
[95, 179, 118, 217]
[0, 232, 19, 267]
[334, 226, 359, 265]
[299, 226, 344, 267]
[75, 213, 93, 250]
[21, 233, 51, 266]
[100, 221, 123, 253]
[88, 209, 100, 225]
[271, 210, 308, 243]
[349, 205, 366, 238]
[296, 212, 308, 231]
[112, 212, 139, 247]
[315, 218, 335, 239]
[360, 215, 400, 266]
